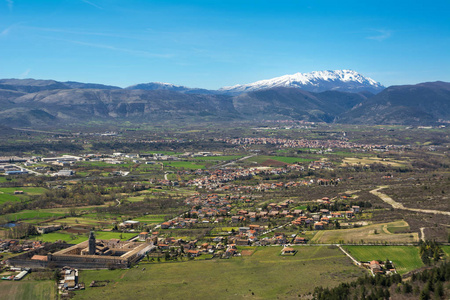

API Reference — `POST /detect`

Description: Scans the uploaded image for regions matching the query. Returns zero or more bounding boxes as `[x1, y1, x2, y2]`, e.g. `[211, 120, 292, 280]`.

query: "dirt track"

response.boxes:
[370, 186, 450, 216]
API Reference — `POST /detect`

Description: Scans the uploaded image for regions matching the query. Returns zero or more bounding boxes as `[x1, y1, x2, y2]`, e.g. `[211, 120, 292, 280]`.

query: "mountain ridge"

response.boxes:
[0, 77, 448, 127]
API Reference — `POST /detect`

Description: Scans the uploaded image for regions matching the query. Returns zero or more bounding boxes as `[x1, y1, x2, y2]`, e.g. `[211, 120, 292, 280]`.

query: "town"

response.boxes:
[0, 123, 449, 299]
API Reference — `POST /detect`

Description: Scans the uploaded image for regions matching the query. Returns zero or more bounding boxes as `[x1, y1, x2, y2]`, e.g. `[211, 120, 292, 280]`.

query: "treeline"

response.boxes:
[306, 200, 372, 213]
[95, 195, 186, 216]
[0, 180, 157, 215]
[90, 140, 236, 153]
[0, 142, 83, 155]
[313, 261, 450, 300]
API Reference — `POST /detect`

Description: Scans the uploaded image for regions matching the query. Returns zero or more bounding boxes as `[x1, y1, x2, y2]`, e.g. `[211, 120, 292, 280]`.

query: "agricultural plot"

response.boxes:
[52, 216, 114, 227]
[0, 280, 56, 300]
[74, 246, 364, 299]
[342, 245, 424, 274]
[163, 161, 206, 169]
[2, 210, 66, 223]
[194, 155, 244, 161]
[310, 221, 418, 244]
[31, 231, 136, 243]
[341, 157, 406, 167]
[0, 187, 47, 205]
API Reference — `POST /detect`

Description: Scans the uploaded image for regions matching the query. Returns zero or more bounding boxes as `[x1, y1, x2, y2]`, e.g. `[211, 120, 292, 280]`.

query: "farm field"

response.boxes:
[0, 187, 47, 205]
[31, 231, 137, 243]
[341, 157, 406, 167]
[51, 216, 114, 228]
[342, 245, 424, 274]
[194, 155, 244, 161]
[310, 221, 418, 244]
[0, 280, 56, 300]
[1, 210, 66, 223]
[163, 161, 206, 169]
[73, 246, 364, 299]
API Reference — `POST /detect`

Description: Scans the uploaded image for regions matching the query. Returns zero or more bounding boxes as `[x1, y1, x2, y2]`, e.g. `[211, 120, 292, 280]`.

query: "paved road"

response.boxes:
[370, 186, 450, 216]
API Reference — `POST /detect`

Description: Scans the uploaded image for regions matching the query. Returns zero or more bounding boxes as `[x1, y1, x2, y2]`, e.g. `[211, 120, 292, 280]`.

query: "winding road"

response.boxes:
[370, 186, 450, 216]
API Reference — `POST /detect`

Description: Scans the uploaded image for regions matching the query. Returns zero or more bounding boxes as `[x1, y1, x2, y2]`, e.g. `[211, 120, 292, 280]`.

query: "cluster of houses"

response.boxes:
[58, 267, 84, 294]
[0, 239, 44, 254]
[139, 232, 240, 259]
[185, 164, 306, 190]
[362, 260, 397, 276]
[185, 194, 233, 221]
[213, 137, 406, 152]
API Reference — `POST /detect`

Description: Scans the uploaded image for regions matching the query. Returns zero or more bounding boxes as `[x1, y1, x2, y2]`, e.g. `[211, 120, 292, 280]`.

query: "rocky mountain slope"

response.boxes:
[0, 78, 448, 127]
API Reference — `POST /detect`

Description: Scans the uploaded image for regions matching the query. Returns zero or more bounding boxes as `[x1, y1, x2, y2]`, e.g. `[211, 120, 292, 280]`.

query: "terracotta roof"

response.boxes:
[31, 255, 48, 261]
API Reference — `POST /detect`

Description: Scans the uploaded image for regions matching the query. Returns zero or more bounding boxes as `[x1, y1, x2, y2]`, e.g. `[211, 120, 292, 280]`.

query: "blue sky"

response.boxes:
[1, 0, 449, 89]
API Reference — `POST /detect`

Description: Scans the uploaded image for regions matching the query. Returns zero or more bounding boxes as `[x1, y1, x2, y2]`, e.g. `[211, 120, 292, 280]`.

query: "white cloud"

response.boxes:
[367, 29, 392, 42]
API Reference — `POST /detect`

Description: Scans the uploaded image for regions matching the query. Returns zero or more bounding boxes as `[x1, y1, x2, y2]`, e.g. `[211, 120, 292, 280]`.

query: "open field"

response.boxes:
[1, 210, 66, 223]
[310, 221, 418, 244]
[52, 216, 113, 227]
[73, 246, 364, 299]
[31, 231, 136, 243]
[163, 161, 206, 169]
[0, 280, 56, 300]
[0, 187, 47, 205]
[194, 155, 244, 161]
[341, 157, 406, 167]
[342, 245, 424, 274]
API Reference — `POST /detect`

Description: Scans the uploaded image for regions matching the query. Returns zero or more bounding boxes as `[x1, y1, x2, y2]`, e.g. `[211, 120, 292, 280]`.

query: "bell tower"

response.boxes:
[88, 231, 96, 255]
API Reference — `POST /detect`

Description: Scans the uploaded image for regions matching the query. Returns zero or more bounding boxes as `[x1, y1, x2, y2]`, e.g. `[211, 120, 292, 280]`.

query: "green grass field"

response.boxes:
[194, 155, 244, 161]
[163, 161, 206, 169]
[2, 210, 66, 222]
[343, 246, 423, 274]
[310, 221, 418, 244]
[0, 187, 47, 205]
[31, 231, 137, 243]
[0, 280, 56, 300]
[73, 246, 364, 299]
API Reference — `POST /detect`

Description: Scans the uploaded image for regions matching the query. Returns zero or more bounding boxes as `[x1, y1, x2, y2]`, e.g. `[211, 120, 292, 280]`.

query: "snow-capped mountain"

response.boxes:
[219, 70, 385, 94]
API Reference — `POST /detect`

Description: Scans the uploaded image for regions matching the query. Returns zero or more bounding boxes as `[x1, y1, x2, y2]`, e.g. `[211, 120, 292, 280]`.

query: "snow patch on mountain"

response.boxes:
[219, 70, 384, 94]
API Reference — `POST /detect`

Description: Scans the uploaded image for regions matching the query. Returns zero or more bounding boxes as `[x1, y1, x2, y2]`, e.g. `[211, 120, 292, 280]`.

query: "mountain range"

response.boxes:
[0, 71, 448, 128]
